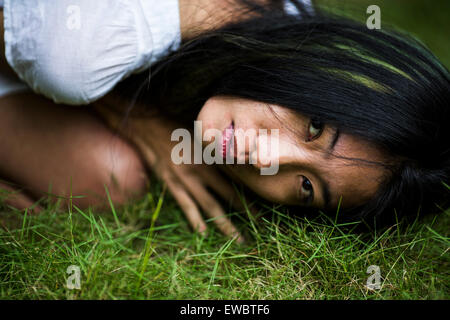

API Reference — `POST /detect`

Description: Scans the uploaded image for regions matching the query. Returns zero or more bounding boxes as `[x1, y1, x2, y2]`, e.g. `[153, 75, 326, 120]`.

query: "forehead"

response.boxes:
[322, 132, 388, 208]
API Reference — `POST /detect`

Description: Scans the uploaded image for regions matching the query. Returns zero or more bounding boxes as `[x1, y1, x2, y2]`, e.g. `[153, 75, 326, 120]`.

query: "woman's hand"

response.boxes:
[93, 94, 245, 243]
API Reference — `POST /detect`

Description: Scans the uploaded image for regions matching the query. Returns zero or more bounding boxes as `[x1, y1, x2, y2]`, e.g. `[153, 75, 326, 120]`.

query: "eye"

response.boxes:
[307, 119, 324, 141]
[300, 176, 314, 204]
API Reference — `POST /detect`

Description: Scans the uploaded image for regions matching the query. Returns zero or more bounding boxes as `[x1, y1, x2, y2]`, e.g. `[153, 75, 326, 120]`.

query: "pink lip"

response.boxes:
[222, 122, 234, 158]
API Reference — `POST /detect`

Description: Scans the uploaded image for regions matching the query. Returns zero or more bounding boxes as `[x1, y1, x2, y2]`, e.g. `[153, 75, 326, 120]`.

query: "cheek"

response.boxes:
[228, 166, 296, 204]
[331, 164, 385, 207]
[326, 133, 388, 208]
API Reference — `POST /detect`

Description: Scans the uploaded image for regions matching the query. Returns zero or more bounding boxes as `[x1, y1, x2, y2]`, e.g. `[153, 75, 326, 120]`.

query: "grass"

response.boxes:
[1, 0, 449, 300]
[0, 181, 449, 299]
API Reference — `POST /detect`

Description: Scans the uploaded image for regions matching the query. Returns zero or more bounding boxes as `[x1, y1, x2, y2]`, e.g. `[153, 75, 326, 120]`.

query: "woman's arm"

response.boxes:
[179, 0, 275, 40]
[94, 93, 245, 242]
[1, 0, 275, 105]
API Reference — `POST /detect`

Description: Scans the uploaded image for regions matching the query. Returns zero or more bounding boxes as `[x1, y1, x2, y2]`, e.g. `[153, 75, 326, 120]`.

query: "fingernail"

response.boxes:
[234, 234, 245, 244]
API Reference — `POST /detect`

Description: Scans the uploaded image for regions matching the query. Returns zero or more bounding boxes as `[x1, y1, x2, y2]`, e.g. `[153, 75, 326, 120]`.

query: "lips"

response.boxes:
[222, 121, 234, 158]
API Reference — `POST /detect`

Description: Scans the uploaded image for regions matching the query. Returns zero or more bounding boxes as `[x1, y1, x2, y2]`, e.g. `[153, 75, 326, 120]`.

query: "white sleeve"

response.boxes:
[284, 0, 314, 16]
[3, 0, 181, 105]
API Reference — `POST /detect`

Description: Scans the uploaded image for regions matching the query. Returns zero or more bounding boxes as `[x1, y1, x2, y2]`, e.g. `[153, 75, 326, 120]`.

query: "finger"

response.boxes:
[133, 137, 207, 233]
[175, 173, 244, 243]
[0, 181, 42, 215]
[164, 178, 208, 234]
[200, 169, 260, 221]
[200, 169, 247, 212]
[193, 166, 252, 219]
[134, 138, 207, 235]
[196, 188, 244, 244]
[133, 136, 157, 167]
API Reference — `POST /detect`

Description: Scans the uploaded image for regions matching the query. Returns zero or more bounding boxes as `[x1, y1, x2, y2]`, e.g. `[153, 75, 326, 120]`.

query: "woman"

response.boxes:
[0, 0, 448, 239]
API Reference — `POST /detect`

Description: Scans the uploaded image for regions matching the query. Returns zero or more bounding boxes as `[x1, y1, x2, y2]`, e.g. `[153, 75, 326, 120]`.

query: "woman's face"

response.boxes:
[197, 96, 389, 211]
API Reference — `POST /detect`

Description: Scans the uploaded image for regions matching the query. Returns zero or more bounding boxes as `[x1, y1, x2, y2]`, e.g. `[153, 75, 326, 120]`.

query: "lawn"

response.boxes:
[1, 0, 449, 300]
[1, 182, 448, 299]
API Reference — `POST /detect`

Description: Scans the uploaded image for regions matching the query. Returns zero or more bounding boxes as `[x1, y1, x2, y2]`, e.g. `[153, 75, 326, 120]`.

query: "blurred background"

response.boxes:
[315, 0, 450, 68]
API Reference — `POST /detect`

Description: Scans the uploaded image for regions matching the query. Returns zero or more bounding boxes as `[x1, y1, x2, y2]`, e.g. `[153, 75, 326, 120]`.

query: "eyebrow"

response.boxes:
[319, 128, 340, 209]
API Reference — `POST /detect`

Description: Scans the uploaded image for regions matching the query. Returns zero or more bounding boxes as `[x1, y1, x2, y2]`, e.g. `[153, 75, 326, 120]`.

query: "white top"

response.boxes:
[2, 0, 312, 105]
[3, 0, 181, 105]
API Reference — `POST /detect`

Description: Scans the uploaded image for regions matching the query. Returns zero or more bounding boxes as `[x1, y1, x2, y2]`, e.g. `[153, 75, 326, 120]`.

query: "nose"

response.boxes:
[250, 133, 308, 169]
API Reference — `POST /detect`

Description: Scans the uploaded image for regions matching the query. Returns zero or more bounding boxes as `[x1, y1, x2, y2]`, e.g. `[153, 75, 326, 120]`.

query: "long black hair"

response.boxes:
[115, 0, 450, 226]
